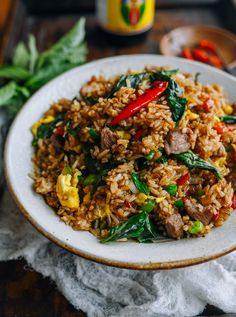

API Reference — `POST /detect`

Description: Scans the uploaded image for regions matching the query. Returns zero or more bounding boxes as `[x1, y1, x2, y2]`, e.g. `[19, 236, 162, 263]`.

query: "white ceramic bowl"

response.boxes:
[4, 55, 236, 269]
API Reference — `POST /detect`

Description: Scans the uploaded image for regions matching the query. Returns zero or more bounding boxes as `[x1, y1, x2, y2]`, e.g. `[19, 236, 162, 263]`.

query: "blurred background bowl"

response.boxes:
[160, 25, 236, 68]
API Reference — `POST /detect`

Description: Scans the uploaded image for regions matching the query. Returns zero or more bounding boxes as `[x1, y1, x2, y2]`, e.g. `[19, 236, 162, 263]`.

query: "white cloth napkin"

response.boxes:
[1, 188, 236, 317]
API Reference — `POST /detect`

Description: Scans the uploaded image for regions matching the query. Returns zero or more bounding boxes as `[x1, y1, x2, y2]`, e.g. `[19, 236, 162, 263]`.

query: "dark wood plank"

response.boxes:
[0, 1, 232, 316]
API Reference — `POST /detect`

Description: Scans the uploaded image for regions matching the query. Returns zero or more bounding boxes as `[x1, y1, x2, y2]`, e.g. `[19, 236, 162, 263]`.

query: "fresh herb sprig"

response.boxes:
[0, 18, 87, 118]
[101, 211, 166, 243]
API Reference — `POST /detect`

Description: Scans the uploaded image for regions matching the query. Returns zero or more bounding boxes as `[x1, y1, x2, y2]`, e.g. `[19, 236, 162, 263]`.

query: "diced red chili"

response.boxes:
[212, 210, 220, 222]
[182, 47, 193, 60]
[110, 81, 168, 126]
[202, 98, 214, 112]
[134, 129, 143, 140]
[214, 122, 225, 134]
[177, 173, 190, 186]
[192, 48, 210, 64]
[199, 39, 216, 53]
[209, 55, 224, 69]
[231, 194, 236, 209]
[55, 125, 65, 136]
[125, 201, 133, 208]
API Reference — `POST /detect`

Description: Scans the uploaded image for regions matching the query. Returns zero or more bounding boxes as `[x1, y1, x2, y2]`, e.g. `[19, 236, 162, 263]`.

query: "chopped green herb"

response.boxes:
[191, 190, 205, 199]
[62, 165, 73, 175]
[83, 174, 97, 185]
[144, 150, 155, 160]
[220, 115, 236, 124]
[89, 128, 99, 140]
[141, 200, 156, 213]
[66, 121, 80, 136]
[131, 172, 150, 195]
[174, 151, 222, 180]
[164, 184, 177, 196]
[175, 199, 184, 207]
[188, 220, 204, 234]
[156, 148, 168, 164]
[82, 95, 99, 105]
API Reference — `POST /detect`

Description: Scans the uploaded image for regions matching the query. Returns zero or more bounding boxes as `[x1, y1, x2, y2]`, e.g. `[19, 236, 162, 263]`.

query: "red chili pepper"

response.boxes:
[109, 81, 168, 126]
[192, 48, 210, 64]
[125, 201, 133, 208]
[212, 210, 220, 222]
[182, 47, 193, 60]
[55, 125, 65, 136]
[231, 194, 236, 209]
[199, 39, 216, 53]
[177, 173, 190, 186]
[202, 98, 214, 112]
[209, 55, 224, 69]
[134, 129, 143, 140]
[214, 122, 225, 134]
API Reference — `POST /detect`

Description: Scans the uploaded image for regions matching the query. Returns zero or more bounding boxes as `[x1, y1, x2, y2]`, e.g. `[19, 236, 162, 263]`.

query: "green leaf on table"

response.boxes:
[37, 18, 86, 69]
[12, 42, 29, 69]
[0, 82, 18, 106]
[28, 34, 39, 73]
[0, 65, 30, 81]
[174, 151, 222, 180]
[25, 63, 76, 91]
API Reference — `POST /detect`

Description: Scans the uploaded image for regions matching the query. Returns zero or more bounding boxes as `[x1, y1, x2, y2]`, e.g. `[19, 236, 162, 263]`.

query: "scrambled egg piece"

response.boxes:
[186, 110, 199, 120]
[135, 193, 165, 205]
[56, 173, 79, 209]
[31, 115, 55, 136]
[214, 157, 226, 168]
[223, 105, 233, 115]
[116, 130, 131, 140]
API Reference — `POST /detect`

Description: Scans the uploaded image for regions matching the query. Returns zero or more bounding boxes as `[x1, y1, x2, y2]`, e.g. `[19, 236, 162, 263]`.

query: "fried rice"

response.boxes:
[32, 66, 236, 243]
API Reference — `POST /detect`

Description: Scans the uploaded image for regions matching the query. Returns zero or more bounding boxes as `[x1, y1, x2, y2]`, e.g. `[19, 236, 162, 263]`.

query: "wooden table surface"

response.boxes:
[0, 1, 235, 316]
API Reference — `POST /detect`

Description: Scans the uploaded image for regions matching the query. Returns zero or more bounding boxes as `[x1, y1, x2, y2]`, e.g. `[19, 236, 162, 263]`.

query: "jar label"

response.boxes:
[97, 0, 155, 35]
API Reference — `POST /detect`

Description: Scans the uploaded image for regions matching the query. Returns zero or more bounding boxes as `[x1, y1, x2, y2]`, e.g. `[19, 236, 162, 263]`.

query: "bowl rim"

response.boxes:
[159, 24, 236, 66]
[4, 54, 236, 270]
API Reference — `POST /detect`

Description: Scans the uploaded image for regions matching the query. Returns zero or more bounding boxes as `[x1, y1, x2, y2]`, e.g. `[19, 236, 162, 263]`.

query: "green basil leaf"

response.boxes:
[32, 112, 64, 145]
[12, 42, 29, 69]
[101, 211, 166, 243]
[220, 115, 236, 124]
[150, 70, 187, 125]
[107, 73, 146, 98]
[89, 128, 99, 140]
[66, 121, 80, 136]
[131, 172, 150, 195]
[136, 216, 166, 243]
[0, 65, 30, 80]
[26, 63, 76, 91]
[28, 34, 39, 73]
[101, 212, 147, 243]
[174, 151, 222, 180]
[37, 18, 86, 69]
[82, 95, 99, 105]
[156, 147, 168, 164]
[0, 82, 18, 106]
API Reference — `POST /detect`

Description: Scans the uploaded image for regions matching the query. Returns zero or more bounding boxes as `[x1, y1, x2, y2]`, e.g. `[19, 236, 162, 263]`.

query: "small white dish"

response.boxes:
[4, 55, 236, 269]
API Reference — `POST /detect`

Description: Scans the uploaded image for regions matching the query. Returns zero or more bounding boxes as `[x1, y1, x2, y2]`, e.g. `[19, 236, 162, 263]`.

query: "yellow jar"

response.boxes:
[96, 0, 155, 36]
